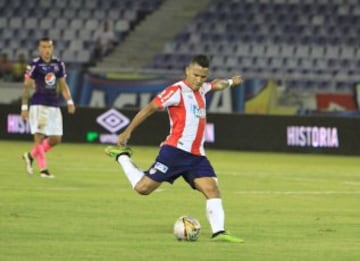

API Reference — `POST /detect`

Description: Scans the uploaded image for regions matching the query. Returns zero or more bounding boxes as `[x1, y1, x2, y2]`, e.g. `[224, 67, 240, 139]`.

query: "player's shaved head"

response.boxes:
[38, 37, 53, 45]
[190, 54, 210, 68]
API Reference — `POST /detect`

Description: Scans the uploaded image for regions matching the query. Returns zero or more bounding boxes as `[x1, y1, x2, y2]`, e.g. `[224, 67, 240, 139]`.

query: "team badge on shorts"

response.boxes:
[153, 161, 168, 173]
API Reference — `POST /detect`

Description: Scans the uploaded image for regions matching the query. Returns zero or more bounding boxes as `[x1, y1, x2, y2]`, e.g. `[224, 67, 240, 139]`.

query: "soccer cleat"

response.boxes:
[104, 146, 132, 159]
[22, 152, 34, 175]
[211, 231, 244, 243]
[40, 169, 55, 179]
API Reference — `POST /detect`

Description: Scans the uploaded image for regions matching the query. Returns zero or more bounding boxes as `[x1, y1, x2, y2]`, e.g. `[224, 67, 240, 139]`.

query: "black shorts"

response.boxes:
[144, 145, 217, 189]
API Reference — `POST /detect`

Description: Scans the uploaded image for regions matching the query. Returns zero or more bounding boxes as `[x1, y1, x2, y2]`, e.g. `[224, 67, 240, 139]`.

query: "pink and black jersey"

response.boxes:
[25, 56, 66, 107]
[152, 80, 214, 156]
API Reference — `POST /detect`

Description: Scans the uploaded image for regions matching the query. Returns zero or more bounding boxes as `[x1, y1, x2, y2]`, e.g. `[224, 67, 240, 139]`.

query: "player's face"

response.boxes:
[38, 40, 53, 62]
[185, 63, 209, 91]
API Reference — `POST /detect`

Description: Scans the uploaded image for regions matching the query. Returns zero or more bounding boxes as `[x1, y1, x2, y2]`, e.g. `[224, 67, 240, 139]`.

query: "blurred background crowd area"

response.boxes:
[1, 0, 359, 114]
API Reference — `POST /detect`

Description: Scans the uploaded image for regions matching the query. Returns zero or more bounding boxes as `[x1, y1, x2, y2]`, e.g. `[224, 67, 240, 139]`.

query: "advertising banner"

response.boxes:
[77, 73, 246, 113]
[1, 104, 360, 155]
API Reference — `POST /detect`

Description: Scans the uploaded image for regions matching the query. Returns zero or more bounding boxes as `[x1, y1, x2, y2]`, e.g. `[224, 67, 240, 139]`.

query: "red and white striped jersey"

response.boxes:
[152, 80, 214, 156]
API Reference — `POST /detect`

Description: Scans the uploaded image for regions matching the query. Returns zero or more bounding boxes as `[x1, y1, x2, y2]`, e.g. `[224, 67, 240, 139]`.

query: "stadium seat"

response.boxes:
[61, 50, 78, 63]
[69, 0, 82, 9]
[78, 29, 93, 41]
[85, 19, 100, 31]
[39, 18, 54, 30]
[294, 45, 310, 58]
[70, 19, 84, 30]
[68, 40, 84, 51]
[108, 9, 122, 20]
[54, 40, 69, 52]
[325, 46, 340, 59]
[93, 10, 107, 20]
[84, 0, 98, 10]
[9, 17, 24, 29]
[114, 20, 130, 33]
[48, 28, 62, 41]
[63, 30, 77, 41]
[77, 9, 93, 19]
[339, 47, 355, 59]
[279, 45, 295, 58]
[47, 8, 62, 18]
[22, 0, 37, 9]
[54, 0, 68, 9]
[63, 9, 77, 19]
[39, 0, 52, 8]
[24, 17, 39, 29]
[265, 45, 281, 58]
[77, 50, 92, 63]
[0, 17, 7, 28]
[225, 56, 239, 68]
[54, 18, 69, 30]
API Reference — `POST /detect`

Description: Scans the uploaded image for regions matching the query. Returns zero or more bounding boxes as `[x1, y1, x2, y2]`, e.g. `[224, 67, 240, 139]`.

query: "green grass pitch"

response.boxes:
[0, 141, 359, 260]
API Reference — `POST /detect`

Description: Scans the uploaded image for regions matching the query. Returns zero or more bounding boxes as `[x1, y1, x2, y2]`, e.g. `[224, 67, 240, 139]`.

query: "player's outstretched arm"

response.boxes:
[212, 75, 243, 91]
[117, 101, 159, 146]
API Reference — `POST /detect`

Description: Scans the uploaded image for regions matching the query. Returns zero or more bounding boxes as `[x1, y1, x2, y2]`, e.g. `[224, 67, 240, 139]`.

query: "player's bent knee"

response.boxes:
[134, 187, 152, 195]
[134, 183, 153, 195]
[133, 178, 160, 196]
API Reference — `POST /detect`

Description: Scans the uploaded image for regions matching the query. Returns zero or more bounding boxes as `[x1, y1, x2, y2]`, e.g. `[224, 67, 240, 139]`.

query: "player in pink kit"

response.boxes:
[21, 37, 75, 178]
[105, 55, 243, 242]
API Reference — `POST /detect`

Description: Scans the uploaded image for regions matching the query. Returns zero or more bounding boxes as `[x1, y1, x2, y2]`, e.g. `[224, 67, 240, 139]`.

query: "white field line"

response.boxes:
[0, 186, 85, 191]
[344, 181, 360, 186]
[1, 185, 357, 195]
[0, 186, 167, 192]
[235, 191, 360, 195]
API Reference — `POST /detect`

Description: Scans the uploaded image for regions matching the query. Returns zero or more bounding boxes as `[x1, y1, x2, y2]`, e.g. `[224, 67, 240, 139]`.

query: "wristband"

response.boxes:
[67, 99, 74, 105]
[227, 79, 234, 87]
[21, 104, 28, 111]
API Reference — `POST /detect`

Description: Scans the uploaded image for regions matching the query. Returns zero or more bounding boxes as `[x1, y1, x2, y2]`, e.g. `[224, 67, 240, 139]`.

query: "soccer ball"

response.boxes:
[173, 215, 201, 241]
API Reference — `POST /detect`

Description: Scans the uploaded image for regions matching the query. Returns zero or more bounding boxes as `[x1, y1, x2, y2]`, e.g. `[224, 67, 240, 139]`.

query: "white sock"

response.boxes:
[206, 198, 225, 234]
[117, 155, 144, 188]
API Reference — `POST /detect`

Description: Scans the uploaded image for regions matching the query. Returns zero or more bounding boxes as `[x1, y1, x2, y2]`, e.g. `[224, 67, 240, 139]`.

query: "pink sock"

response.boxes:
[42, 138, 52, 153]
[34, 144, 46, 170]
[30, 145, 38, 159]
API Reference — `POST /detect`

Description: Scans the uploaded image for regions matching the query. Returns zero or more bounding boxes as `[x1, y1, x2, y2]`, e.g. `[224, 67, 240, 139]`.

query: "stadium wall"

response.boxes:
[1, 104, 360, 155]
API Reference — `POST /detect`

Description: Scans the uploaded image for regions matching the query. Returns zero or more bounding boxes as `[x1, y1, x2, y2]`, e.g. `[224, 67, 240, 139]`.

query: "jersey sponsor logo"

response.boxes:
[191, 104, 206, 118]
[186, 94, 193, 99]
[154, 161, 168, 173]
[45, 72, 56, 86]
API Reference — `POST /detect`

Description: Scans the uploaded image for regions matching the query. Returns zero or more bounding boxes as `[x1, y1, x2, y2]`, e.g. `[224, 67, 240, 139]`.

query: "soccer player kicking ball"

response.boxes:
[21, 37, 76, 178]
[105, 54, 244, 243]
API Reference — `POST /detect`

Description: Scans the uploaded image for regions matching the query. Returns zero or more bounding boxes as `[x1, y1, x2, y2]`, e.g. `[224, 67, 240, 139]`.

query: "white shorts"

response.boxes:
[29, 105, 63, 136]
